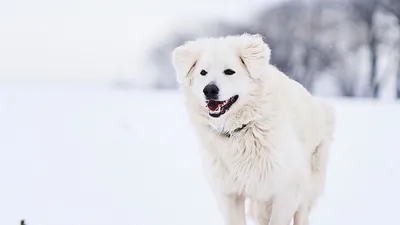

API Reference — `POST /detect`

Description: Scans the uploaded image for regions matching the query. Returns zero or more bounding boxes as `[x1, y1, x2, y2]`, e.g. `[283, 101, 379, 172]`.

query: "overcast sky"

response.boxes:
[0, 0, 283, 84]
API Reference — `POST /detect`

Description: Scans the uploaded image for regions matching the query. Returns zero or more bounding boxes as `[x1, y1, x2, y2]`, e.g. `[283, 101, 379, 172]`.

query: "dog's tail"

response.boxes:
[309, 99, 336, 199]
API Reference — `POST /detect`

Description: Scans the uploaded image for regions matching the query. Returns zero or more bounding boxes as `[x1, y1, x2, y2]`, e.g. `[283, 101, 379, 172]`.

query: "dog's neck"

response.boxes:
[216, 123, 249, 138]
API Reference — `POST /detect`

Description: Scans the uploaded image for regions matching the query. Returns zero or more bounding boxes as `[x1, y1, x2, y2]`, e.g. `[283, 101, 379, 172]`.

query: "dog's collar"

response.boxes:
[220, 123, 248, 138]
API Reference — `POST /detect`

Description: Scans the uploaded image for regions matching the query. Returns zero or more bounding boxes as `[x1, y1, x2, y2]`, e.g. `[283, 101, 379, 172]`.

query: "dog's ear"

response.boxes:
[235, 33, 271, 79]
[171, 41, 200, 84]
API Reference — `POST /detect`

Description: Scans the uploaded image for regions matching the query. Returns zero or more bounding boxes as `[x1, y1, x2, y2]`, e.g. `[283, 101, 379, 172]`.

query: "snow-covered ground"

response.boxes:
[0, 85, 399, 225]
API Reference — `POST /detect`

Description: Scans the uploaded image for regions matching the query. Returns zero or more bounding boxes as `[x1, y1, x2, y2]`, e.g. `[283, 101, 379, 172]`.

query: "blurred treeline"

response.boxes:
[148, 0, 400, 99]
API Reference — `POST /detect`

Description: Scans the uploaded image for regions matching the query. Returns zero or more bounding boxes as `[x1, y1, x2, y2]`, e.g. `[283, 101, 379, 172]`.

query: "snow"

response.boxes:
[0, 85, 399, 225]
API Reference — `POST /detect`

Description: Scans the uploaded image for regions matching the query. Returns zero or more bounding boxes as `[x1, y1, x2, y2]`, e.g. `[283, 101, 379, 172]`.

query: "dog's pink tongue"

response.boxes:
[207, 101, 219, 111]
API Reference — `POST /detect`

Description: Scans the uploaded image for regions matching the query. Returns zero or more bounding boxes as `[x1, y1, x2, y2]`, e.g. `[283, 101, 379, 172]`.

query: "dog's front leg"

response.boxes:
[215, 194, 246, 225]
[268, 192, 299, 225]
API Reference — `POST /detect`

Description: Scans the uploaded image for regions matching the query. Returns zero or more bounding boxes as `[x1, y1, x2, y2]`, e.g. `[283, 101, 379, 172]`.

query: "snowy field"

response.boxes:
[1, 85, 400, 225]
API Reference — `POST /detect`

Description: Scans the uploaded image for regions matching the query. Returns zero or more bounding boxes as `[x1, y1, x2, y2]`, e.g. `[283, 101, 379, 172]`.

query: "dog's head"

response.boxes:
[172, 33, 271, 118]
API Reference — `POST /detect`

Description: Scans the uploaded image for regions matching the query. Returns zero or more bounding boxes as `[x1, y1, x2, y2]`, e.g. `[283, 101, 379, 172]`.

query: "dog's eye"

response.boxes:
[224, 69, 235, 75]
[200, 70, 208, 76]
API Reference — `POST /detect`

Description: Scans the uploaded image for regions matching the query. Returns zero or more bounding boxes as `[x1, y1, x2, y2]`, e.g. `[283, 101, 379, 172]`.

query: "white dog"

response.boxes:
[171, 33, 335, 225]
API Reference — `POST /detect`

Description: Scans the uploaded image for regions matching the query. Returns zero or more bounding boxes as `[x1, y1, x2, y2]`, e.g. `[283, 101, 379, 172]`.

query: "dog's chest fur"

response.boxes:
[200, 122, 305, 200]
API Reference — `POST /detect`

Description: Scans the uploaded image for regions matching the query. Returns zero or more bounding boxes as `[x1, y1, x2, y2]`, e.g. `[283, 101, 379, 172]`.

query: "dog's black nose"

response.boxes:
[203, 84, 219, 99]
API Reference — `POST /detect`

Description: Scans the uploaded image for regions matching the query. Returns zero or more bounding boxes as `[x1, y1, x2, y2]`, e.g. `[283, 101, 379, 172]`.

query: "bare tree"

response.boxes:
[255, 1, 342, 92]
[348, 0, 381, 97]
[380, 0, 400, 98]
[334, 57, 363, 97]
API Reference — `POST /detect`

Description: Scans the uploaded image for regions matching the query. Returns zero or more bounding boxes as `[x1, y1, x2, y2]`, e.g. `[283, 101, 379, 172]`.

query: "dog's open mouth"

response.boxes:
[206, 95, 239, 118]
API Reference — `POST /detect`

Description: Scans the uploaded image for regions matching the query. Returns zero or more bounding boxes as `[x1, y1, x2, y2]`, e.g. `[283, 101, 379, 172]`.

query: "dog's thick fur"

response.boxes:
[171, 33, 335, 225]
